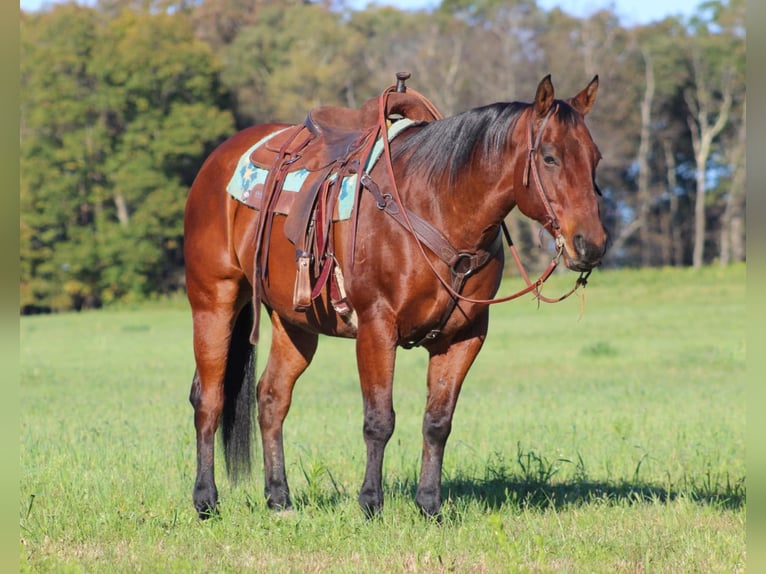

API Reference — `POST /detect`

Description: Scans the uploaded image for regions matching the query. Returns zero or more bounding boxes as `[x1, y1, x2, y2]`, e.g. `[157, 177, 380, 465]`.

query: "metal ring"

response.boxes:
[451, 252, 475, 278]
[376, 193, 392, 210]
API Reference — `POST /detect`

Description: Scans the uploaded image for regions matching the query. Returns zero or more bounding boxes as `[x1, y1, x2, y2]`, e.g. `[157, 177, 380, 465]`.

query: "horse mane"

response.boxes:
[392, 99, 581, 187]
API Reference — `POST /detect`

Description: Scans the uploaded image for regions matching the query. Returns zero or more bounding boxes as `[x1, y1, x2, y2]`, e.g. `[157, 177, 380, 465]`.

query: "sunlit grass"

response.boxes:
[20, 265, 745, 572]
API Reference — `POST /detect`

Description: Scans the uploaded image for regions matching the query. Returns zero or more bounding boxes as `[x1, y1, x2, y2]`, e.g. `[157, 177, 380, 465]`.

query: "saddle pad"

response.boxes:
[225, 119, 416, 221]
[225, 127, 290, 211]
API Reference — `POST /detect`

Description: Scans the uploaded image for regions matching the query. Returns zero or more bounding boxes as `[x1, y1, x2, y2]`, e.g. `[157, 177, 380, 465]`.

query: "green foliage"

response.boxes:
[222, 3, 363, 124]
[20, 5, 234, 311]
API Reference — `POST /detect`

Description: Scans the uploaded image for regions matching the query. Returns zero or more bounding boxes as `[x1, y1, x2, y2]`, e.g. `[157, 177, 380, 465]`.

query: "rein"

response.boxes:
[368, 86, 590, 316]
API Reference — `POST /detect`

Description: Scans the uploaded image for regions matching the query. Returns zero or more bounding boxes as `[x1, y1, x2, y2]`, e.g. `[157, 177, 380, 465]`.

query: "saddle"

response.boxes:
[248, 74, 442, 322]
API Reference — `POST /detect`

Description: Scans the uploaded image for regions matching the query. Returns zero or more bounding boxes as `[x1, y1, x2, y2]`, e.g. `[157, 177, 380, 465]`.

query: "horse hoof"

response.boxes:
[196, 505, 219, 520]
[415, 492, 442, 520]
[417, 505, 443, 523]
[193, 483, 219, 519]
[267, 502, 294, 513]
[275, 508, 297, 518]
[266, 495, 293, 513]
[361, 506, 382, 520]
[358, 496, 383, 519]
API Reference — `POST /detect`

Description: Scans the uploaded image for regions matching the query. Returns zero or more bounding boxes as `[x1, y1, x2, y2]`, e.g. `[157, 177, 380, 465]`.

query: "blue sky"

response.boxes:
[19, 0, 699, 26]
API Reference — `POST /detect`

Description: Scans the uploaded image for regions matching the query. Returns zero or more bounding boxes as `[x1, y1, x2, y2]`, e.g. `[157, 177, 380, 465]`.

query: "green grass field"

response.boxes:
[20, 265, 746, 572]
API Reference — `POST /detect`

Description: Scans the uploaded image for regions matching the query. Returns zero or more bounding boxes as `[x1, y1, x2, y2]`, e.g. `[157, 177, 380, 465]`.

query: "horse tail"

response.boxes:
[221, 301, 257, 484]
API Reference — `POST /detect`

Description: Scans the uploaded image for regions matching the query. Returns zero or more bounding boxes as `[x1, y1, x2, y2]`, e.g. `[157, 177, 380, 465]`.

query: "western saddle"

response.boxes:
[248, 73, 442, 318]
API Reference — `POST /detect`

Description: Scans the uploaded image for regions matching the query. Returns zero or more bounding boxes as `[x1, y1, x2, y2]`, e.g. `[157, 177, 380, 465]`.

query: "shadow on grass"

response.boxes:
[286, 471, 745, 515]
[435, 446, 746, 512]
[283, 447, 745, 514]
[439, 474, 746, 512]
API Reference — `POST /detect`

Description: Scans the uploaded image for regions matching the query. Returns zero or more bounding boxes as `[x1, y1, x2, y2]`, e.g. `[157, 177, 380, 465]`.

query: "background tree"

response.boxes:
[682, 0, 744, 267]
[641, 17, 697, 266]
[20, 4, 106, 311]
[20, 3, 234, 311]
[221, 2, 362, 125]
[719, 100, 746, 265]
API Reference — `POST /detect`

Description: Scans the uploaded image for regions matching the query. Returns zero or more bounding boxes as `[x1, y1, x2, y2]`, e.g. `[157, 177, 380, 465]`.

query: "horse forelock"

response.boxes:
[551, 99, 582, 127]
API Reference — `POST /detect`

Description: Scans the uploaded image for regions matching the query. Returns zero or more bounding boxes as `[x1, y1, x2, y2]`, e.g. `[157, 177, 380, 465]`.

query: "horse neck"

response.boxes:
[387, 103, 537, 253]
[401, 142, 524, 253]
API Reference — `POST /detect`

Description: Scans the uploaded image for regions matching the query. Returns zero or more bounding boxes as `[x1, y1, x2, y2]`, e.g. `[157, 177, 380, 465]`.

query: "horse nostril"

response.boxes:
[573, 234, 587, 257]
[572, 233, 606, 265]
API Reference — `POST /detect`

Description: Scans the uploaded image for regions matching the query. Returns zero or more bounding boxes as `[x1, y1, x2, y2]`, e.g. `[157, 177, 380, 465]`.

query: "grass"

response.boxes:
[19, 265, 746, 572]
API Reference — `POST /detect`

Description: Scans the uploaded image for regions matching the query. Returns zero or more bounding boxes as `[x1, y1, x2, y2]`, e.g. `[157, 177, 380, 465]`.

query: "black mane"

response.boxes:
[391, 100, 581, 186]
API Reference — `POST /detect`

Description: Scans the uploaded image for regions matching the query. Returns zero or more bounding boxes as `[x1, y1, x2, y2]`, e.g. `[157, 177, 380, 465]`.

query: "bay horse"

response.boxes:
[184, 74, 607, 519]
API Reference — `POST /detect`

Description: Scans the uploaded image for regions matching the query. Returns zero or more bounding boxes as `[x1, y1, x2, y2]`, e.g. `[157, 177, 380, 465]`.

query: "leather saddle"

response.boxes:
[248, 79, 442, 315]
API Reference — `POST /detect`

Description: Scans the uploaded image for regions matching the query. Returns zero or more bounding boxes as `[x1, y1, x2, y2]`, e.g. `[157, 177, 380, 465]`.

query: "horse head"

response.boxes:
[512, 75, 608, 272]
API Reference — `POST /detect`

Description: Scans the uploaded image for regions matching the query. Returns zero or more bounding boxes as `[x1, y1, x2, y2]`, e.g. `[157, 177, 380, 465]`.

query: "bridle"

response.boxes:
[518, 104, 592, 304]
[522, 106, 562, 244]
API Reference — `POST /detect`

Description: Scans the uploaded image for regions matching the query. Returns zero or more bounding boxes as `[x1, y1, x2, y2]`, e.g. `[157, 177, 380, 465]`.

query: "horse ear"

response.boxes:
[570, 75, 599, 116]
[534, 74, 555, 117]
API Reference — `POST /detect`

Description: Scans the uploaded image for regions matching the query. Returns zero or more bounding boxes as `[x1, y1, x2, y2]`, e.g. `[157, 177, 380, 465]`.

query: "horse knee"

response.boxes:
[423, 411, 452, 445]
[363, 410, 395, 443]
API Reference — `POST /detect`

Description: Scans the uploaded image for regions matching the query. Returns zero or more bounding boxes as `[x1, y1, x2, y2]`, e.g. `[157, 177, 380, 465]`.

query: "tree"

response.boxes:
[719, 100, 745, 265]
[20, 4, 106, 310]
[221, 3, 362, 125]
[20, 4, 234, 311]
[683, 0, 744, 267]
[608, 45, 655, 266]
[606, 20, 686, 266]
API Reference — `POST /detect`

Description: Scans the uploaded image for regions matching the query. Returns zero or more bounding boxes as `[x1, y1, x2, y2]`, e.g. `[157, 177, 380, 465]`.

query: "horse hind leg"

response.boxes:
[188, 291, 255, 519]
[188, 367, 217, 517]
[257, 311, 318, 510]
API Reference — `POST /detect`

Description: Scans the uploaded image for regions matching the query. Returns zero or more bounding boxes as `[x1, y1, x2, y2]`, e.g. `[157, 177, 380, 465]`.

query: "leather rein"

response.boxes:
[361, 86, 590, 345]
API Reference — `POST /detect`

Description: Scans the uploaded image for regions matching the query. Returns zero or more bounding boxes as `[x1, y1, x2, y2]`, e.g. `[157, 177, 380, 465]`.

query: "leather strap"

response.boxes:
[523, 106, 562, 239]
[361, 173, 495, 275]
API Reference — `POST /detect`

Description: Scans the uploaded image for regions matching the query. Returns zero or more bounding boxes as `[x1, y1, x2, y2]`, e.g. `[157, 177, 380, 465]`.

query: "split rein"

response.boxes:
[370, 86, 591, 310]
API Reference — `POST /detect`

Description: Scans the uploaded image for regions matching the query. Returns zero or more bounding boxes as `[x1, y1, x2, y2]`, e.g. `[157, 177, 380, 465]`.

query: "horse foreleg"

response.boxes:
[257, 312, 318, 510]
[355, 321, 398, 517]
[416, 311, 488, 518]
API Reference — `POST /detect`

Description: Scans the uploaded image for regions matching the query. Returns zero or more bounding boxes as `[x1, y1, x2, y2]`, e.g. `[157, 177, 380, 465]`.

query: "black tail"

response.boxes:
[221, 302, 257, 484]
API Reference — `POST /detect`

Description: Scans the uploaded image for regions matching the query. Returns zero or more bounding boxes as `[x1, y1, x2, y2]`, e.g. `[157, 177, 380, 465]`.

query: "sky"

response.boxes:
[18, 0, 699, 26]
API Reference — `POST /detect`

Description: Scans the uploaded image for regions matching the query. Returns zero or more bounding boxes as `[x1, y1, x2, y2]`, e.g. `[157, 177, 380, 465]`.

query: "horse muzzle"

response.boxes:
[563, 233, 606, 271]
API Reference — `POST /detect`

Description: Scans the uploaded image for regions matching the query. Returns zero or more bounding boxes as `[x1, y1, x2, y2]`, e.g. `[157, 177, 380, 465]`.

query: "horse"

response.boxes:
[183, 74, 608, 520]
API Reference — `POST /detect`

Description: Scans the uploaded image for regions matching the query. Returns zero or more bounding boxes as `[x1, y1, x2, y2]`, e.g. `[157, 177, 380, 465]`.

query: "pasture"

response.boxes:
[20, 265, 745, 572]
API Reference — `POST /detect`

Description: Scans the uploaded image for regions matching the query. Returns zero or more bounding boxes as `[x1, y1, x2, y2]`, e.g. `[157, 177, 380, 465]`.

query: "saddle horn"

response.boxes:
[395, 71, 411, 93]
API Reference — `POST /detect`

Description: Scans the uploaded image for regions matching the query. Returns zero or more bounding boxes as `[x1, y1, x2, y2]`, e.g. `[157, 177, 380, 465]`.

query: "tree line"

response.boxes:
[20, 0, 746, 313]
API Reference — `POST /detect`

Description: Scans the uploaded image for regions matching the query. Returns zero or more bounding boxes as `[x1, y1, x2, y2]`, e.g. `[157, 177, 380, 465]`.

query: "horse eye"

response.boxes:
[594, 182, 603, 197]
[543, 154, 557, 166]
